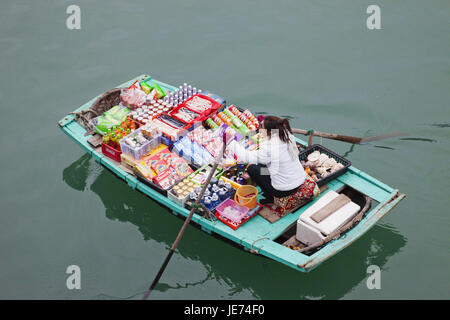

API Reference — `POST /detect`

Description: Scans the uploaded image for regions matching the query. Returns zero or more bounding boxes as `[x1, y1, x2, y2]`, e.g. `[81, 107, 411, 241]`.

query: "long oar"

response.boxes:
[291, 128, 407, 145]
[142, 138, 227, 300]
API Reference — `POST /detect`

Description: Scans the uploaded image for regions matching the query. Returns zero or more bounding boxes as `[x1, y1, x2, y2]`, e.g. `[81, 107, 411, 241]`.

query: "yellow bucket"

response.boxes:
[234, 185, 258, 210]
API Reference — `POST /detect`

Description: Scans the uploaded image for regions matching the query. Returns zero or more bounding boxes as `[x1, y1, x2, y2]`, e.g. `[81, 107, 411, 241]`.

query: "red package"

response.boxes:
[153, 167, 178, 190]
[158, 149, 174, 164]
[151, 160, 169, 175]
[143, 155, 160, 169]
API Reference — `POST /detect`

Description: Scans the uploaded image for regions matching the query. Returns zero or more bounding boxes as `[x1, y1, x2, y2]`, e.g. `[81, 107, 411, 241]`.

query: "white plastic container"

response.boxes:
[296, 190, 361, 244]
[167, 189, 189, 207]
[119, 127, 161, 160]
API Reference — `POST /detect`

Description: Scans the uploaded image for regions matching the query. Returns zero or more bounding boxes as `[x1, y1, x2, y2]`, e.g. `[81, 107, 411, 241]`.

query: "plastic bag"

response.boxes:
[120, 88, 146, 109]
[94, 105, 130, 135]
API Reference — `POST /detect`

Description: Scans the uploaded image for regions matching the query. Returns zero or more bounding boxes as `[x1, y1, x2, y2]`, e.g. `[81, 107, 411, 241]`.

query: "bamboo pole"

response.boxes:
[142, 139, 226, 299]
[291, 128, 407, 145]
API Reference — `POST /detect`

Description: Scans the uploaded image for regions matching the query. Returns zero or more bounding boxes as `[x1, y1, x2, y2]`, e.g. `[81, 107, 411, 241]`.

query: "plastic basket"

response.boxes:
[298, 144, 351, 186]
[101, 142, 122, 162]
[168, 104, 204, 125]
[180, 94, 221, 118]
[215, 199, 262, 230]
[215, 198, 248, 224]
[168, 189, 189, 208]
[119, 127, 161, 160]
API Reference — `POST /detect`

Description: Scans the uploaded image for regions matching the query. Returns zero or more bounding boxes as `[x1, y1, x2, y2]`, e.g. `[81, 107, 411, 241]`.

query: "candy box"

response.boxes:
[151, 160, 169, 175]
[171, 157, 194, 179]
[142, 154, 161, 169]
[153, 167, 178, 190]
[158, 149, 174, 163]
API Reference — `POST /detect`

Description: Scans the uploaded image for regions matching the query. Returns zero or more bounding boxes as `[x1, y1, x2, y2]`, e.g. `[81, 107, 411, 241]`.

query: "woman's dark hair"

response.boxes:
[263, 116, 292, 143]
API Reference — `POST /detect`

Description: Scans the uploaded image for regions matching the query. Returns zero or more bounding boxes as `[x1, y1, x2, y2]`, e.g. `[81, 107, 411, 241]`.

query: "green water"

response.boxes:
[1, 0, 449, 299]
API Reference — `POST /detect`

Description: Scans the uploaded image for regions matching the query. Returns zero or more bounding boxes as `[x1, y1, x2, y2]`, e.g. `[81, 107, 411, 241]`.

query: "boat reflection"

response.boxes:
[63, 153, 407, 299]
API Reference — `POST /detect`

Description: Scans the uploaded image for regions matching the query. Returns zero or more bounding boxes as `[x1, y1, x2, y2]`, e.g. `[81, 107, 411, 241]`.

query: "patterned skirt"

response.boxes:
[264, 175, 320, 217]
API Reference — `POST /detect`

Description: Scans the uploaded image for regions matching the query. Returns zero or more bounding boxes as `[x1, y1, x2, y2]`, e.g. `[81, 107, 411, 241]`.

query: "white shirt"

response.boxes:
[228, 134, 306, 191]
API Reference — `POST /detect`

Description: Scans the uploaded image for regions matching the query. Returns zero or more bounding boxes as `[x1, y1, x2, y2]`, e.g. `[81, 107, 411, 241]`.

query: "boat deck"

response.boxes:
[58, 74, 405, 272]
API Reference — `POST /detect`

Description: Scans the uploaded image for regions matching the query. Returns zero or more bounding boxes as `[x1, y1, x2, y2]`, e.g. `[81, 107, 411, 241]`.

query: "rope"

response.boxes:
[190, 203, 203, 210]
[250, 237, 270, 254]
[70, 109, 98, 129]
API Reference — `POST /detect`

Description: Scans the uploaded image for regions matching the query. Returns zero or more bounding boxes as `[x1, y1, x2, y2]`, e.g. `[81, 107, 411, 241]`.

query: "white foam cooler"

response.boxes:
[296, 190, 361, 245]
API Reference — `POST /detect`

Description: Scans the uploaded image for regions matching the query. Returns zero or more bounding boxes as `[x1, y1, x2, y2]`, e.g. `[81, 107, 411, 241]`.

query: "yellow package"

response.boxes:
[121, 153, 141, 169]
[135, 163, 156, 179]
[143, 144, 169, 159]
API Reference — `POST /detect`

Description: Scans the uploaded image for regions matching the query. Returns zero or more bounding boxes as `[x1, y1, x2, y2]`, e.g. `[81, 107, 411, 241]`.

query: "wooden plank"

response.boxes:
[310, 194, 351, 223]
[282, 235, 305, 248]
[258, 207, 281, 223]
[88, 134, 102, 148]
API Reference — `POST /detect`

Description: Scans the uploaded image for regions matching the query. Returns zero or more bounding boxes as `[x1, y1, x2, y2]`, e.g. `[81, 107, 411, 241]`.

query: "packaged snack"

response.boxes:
[184, 95, 213, 113]
[170, 106, 202, 123]
[158, 149, 174, 163]
[94, 105, 130, 135]
[147, 144, 169, 157]
[140, 81, 153, 95]
[159, 114, 187, 129]
[153, 167, 177, 190]
[212, 115, 224, 126]
[120, 88, 147, 109]
[152, 118, 185, 140]
[217, 112, 232, 126]
[206, 118, 218, 129]
[151, 160, 169, 175]
[135, 162, 156, 179]
[152, 83, 166, 99]
[171, 157, 194, 179]
[121, 153, 142, 169]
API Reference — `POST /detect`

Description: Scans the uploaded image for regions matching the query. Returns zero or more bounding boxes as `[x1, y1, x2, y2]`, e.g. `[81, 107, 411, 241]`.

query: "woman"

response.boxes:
[227, 116, 306, 205]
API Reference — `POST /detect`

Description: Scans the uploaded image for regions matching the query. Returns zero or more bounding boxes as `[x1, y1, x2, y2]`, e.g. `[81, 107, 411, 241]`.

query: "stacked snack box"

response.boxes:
[135, 146, 194, 190]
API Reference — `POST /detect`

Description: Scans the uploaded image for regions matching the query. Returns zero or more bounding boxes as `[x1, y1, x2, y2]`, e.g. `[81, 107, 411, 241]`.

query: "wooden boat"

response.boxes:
[58, 74, 405, 272]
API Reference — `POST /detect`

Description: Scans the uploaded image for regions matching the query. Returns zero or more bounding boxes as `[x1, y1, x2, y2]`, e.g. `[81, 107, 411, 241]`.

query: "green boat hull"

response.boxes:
[58, 74, 405, 272]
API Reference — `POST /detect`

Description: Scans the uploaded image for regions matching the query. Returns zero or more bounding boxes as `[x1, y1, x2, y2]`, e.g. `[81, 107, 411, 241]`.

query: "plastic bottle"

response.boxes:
[211, 194, 220, 208]
[203, 196, 212, 211]
[218, 187, 227, 200]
